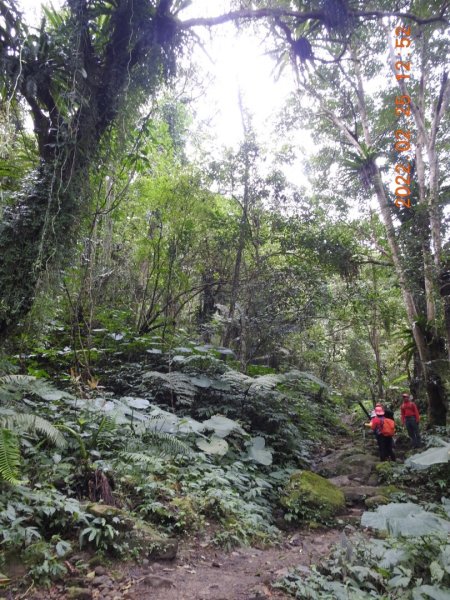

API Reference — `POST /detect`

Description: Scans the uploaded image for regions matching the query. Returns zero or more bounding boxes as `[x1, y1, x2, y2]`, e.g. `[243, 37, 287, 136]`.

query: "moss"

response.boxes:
[381, 485, 402, 498]
[364, 495, 389, 508]
[375, 461, 394, 483]
[281, 470, 345, 523]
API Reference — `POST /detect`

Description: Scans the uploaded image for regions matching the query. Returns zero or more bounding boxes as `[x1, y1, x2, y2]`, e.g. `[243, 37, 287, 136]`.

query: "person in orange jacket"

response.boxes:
[369, 405, 396, 461]
[400, 393, 421, 448]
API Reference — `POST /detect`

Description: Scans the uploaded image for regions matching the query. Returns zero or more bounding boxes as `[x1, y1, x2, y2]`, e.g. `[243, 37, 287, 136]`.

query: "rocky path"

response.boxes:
[25, 528, 346, 600]
[26, 434, 390, 600]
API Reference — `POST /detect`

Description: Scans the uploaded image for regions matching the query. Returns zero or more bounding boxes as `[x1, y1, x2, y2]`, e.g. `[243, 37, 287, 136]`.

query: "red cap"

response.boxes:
[402, 393, 410, 398]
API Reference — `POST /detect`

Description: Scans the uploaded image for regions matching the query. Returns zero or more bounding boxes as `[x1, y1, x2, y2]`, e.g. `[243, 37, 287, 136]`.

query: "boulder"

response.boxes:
[364, 495, 389, 508]
[85, 504, 177, 560]
[132, 521, 178, 560]
[318, 451, 377, 483]
[281, 470, 345, 523]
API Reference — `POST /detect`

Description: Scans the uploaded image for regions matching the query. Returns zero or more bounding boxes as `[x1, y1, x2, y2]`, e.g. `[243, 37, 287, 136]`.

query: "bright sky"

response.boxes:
[18, 0, 309, 186]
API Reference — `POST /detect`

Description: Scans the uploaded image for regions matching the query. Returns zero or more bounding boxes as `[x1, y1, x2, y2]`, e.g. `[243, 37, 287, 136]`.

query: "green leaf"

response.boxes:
[361, 503, 450, 537]
[247, 436, 273, 465]
[412, 585, 450, 600]
[196, 436, 229, 456]
[405, 443, 450, 470]
[201, 415, 246, 438]
[429, 561, 445, 584]
[55, 540, 72, 557]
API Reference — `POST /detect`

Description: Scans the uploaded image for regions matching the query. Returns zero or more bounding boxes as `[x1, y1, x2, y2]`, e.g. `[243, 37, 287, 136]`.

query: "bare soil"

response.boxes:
[23, 525, 355, 600]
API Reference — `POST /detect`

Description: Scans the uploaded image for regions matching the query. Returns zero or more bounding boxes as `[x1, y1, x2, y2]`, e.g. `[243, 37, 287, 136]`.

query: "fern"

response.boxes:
[0, 374, 74, 403]
[248, 374, 283, 393]
[142, 371, 197, 405]
[144, 430, 193, 457]
[0, 428, 21, 483]
[0, 411, 67, 449]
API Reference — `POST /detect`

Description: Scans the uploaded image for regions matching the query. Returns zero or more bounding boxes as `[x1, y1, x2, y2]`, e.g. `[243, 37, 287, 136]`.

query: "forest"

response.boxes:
[0, 0, 449, 598]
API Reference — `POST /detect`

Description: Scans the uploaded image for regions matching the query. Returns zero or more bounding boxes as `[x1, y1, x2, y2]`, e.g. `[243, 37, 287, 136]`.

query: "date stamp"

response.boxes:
[393, 25, 413, 209]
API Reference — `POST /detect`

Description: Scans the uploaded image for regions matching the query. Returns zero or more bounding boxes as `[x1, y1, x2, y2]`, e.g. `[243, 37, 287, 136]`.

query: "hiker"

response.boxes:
[400, 393, 421, 448]
[367, 403, 383, 456]
[382, 407, 396, 461]
[369, 405, 396, 461]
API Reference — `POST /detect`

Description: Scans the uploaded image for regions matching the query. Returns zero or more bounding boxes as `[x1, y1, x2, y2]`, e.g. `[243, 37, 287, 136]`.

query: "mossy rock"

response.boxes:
[85, 505, 177, 560]
[281, 470, 345, 523]
[86, 503, 134, 531]
[364, 495, 389, 508]
[381, 485, 402, 498]
[374, 461, 394, 483]
[132, 521, 178, 560]
[67, 588, 93, 600]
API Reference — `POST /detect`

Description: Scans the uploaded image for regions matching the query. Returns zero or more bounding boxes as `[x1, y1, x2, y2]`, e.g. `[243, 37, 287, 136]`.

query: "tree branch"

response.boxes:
[179, 8, 448, 30]
[179, 8, 323, 29]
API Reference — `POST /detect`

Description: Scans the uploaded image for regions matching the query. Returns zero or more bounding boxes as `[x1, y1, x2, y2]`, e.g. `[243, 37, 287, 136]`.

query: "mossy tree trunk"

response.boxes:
[0, 0, 181, 337]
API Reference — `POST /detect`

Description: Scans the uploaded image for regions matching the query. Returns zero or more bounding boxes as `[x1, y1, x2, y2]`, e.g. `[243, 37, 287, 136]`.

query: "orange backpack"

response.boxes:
[381, 417, 395, 437]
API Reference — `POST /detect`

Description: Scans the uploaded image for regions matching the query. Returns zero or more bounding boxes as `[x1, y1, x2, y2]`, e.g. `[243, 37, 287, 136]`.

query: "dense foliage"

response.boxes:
[0, 0, 449, 594]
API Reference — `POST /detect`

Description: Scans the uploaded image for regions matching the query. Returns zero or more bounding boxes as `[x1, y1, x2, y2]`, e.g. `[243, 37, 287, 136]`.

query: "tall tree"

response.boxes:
[272, 5, 449, 423]
[0, 0, 446, 337]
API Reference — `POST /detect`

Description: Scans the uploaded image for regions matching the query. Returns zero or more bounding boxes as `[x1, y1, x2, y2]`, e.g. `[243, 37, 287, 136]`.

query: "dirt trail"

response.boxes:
[112, 528, 346, 600]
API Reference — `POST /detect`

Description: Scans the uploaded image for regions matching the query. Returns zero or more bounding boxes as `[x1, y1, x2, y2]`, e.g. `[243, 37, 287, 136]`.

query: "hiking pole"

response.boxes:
[357, 400, 371, 420]
[356, 401, 371, 446]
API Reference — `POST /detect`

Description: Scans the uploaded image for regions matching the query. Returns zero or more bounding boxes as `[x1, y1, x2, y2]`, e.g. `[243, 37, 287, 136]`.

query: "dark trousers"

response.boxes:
[379, 436, 396, 461]
[405, 416, 421, 448]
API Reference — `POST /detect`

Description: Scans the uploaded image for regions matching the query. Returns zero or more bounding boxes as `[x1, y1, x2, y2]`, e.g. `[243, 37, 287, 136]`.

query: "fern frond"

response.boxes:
[144, 430, 193, 457]
[0, 375, 74, 402]
[13, 414, 67, 449]
[118, 452, 161, 465]
[0, 374, 38, 386]
[142, 371, 197, 405]
[0, 428, 21, 484]
[0, 412, 67, 449]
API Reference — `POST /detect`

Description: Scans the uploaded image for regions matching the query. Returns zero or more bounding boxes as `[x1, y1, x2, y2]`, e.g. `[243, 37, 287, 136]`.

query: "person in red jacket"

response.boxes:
[400, 393, 421, 448]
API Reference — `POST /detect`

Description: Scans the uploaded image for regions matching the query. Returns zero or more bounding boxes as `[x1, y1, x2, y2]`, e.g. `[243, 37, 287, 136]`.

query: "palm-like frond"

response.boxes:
[0, 428, 20, 484]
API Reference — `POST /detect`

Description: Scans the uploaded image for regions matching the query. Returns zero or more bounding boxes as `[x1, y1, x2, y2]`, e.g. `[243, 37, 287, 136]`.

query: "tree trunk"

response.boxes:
[0, 155, 89, 336]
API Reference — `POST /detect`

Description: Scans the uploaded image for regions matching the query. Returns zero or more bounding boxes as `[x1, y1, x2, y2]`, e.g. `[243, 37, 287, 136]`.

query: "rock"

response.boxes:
[280, 470, 345, 522]
[88, 555, 104, 568]
[327, 475, 352, 487]
[92, 575, 112, 587]
[86, 503, 134, 531]
[142, 574, 175, 588]
[381, 485, 402, 498]
[340, 486, 384, 504]
[87, 503, 122, 518]
[94, 566, 107, 576]
[364, 495, 389, 508]
[318, 450, 378, 483]
[131, 521, 178, 560]
[69, 577, 87, 586]
[66, 587, 93, 600]
[367, 474, 379, 486]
